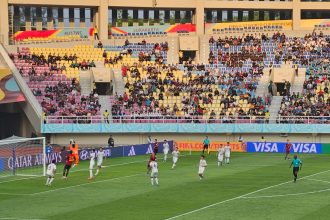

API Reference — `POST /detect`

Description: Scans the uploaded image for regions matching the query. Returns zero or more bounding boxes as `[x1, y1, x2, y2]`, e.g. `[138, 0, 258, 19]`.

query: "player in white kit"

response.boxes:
[95, 147, 105, 176]
[217, 144, 225, 166]
[149, 158, 159, 186]
[88, 149, 96, 180]
[224, 142, 231, 164]
[171, 147, 180, 169]
[198, 155, 207, 180]
[45, 160, 56, 186]
[163, 140, 170, 162]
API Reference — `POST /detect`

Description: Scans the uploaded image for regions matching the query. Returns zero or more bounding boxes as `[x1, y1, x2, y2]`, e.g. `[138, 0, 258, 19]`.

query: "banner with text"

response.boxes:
[246, 142, 322, 154]
[14, 28, 95, 41]
[111, 23, 196, 35]
[174, 141, 245, 152]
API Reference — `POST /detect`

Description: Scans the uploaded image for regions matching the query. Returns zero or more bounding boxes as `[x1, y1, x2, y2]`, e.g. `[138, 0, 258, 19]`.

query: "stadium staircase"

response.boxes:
[0, 43, 42, 132]
[167, 36, 179, 64]
[199, 36, 210, 63]
[79, 70, 92, 95]
[268, 96, 282, 122]
[112, 68, 125, 96]
[98, 95, 111, 117]
[291, 68, 306, 94]
[255, 68, 271, 98]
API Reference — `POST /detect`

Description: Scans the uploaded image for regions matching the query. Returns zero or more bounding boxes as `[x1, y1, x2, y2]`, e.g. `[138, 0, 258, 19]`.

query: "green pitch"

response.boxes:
[0, 152, 330, 220]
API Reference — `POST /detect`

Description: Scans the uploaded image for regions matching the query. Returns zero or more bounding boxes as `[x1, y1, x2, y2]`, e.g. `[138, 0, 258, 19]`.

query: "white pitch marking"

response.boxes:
[164, 169, 330, 220]
[0, 218, 45, 220]
[0, 177, 39, 185]
[0, 192, 29, 196]
[30, 173, 142, 196]
[306, 178, 330, 184]
[241, 188, 330, 199]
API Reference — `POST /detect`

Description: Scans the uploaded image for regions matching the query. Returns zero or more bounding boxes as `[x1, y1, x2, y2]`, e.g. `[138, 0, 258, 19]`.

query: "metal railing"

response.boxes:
[43, 115, 330, 125]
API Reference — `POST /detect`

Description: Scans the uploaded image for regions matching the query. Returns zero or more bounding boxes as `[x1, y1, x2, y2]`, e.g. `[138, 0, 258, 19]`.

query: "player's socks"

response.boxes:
[151, 178, 154, 185]
[46, 178, 50, 185]
[218, 162, 220, 167]
[95, 169, 99, 176]
[72, 164, 76, 168]
[49, 178, 54, 185]
[89, 170, 93, 178]
[155, 178, 159, 185]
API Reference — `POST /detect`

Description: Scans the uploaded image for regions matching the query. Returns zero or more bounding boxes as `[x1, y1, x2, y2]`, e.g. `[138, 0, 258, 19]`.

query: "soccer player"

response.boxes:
[217, 144, 225, 166]
[224, 142, 231, 164]
[203, 136, 210, 154]
[149, 158, 159, 186]
[163, 140, 170, 162]
[89, 149, 96, 180]
[69, 139, 79, 168]
[198, 155, 207, 180]
[95, 147, 105, 176]
[285, 139, 292, 160]
[45, 159, 56, 186]
[147, 153, 156, 174]
[172, 147, 180, 169]
[289, 155, 302, 183]
[63, 150, 75, 179]
[153, 139, 159, 155]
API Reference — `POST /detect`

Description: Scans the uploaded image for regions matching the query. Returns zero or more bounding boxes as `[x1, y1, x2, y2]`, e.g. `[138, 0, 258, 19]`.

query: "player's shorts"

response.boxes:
[293, 167, 299, 173]
[225, 153, 230, 158]
[46, 172, 54, 177]
[89, 161, 95, 170]
[154, 148, 158, 154]
[64, 164, 71, 170]
[97, 160, 103, 167]
[218, 155, 224, 162]
[286, 150, 290, 154]
[151, 171, 158, 178]
[198, 167, 205, 174]
[163, 149, 169, 155]
[173, 157, 178, 164]
[203, 144, 208, 149]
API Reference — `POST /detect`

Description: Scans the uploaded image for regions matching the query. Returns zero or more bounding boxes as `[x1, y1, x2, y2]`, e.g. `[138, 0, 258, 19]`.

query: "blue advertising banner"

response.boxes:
[246, 142, 322, 154]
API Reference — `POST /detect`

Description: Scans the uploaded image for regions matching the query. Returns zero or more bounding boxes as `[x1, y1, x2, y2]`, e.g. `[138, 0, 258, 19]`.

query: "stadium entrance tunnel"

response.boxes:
[182, 51, 196, 63]
[276, 82, 285, 96]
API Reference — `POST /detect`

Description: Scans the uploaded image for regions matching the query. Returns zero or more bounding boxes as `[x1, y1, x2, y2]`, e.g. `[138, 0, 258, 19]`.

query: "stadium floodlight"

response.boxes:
[0, 137, 46, 177]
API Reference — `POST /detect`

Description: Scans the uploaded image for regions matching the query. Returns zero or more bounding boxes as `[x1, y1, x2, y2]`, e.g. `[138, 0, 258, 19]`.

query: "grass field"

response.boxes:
[0, 152, 330, 220]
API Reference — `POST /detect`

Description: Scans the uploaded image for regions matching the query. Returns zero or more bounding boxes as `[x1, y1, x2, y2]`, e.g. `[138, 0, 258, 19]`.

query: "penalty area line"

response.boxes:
[0, 218, 45, 220]
[241, 188, 330, 199]
[30, 173, 142, 196]
[164, 169, 330, 220]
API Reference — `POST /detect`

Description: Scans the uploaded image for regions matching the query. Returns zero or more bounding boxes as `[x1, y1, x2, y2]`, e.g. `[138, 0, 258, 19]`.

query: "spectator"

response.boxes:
[108, 135, 114, 147]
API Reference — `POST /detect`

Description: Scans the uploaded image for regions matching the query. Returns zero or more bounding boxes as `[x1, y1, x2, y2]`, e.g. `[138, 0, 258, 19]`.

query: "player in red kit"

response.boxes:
[285, 139, 292, 160]
[63, 151, 75, 179]
[147, 153, 156, 174]
[153, 139, 159, 155]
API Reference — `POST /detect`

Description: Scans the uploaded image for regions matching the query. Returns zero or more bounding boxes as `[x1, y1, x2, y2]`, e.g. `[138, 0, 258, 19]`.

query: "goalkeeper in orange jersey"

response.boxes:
[69, 139, 79, 167]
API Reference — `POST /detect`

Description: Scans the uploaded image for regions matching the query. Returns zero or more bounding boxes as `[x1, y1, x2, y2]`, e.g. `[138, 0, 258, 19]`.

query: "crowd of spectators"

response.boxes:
[11, 49, 102, 122]
[111, 62, 270, 123]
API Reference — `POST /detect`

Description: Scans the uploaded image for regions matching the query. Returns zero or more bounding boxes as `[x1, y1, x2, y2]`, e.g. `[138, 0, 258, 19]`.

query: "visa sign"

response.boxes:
[247, 142, 321, 154]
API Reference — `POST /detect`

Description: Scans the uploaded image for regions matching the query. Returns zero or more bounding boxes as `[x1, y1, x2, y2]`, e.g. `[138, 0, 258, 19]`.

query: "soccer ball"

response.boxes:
[70, 139, 75, 144]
